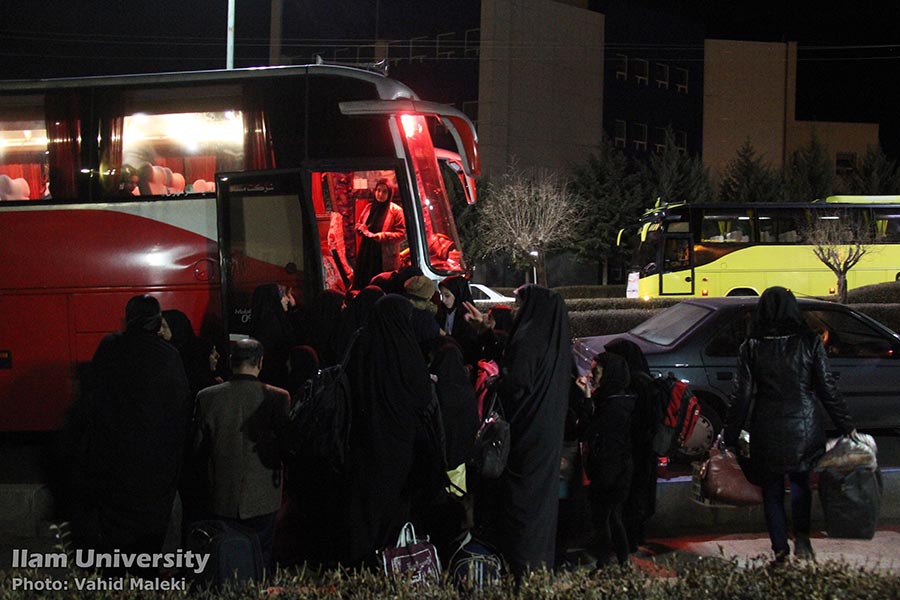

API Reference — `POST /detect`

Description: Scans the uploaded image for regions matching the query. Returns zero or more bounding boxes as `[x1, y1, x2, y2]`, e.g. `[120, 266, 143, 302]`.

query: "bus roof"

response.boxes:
[0, 63, 419, 101]
[639, 197, 900, 220]
[823, 195, 900, 204]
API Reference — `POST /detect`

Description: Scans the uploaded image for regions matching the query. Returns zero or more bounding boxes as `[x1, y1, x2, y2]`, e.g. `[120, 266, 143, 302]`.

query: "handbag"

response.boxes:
[378, 522, 442, 585]
[469, 389, 510, 479]
[696, 433, 763, 506]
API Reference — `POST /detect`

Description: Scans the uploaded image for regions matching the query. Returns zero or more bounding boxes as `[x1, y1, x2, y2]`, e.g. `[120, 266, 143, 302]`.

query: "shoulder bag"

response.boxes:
[469, 386, 510, 479]
[696, 433, 763, 506]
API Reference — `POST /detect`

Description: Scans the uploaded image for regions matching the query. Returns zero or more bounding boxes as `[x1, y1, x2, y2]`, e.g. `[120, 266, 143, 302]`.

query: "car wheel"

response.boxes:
[674, 395, 723, 462]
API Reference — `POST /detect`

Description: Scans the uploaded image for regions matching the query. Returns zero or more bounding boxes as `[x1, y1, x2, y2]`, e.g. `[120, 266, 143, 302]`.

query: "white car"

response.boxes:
[469, 283, 516, 306]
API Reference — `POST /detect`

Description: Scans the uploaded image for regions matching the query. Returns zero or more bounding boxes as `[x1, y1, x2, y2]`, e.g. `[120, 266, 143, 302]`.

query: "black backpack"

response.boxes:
[284, 328, 362, 474]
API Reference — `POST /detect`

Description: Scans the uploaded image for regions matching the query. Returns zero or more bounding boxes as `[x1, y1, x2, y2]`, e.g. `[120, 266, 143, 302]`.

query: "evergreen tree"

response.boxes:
[569, 136, 642, 284]
[785, 130, 834, 201]
[842, 145, 900, 195]
[718, 138, 784, 202]
[642, 128, 714, 204]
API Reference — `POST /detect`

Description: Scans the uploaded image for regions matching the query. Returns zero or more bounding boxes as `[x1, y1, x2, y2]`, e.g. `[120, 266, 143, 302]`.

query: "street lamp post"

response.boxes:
[226, 0, 235, 69]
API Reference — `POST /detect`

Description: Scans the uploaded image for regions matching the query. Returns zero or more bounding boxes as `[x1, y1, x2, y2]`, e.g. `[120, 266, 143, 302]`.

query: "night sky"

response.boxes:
[2, 1, 898, 157]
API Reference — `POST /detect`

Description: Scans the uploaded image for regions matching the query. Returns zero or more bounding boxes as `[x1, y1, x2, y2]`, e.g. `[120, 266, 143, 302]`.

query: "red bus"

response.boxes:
[0, 63, 480, 432]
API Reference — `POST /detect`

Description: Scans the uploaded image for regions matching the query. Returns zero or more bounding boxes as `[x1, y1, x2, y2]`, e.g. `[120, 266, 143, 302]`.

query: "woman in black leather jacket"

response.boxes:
[726, 286, 855, 563]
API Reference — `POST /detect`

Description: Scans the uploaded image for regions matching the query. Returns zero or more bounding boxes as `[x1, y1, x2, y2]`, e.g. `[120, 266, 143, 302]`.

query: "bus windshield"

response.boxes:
[402, 115, 465, 274]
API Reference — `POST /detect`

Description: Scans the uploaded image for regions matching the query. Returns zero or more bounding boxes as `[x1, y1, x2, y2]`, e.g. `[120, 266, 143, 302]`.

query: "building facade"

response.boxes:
[703, 39, 878, 189]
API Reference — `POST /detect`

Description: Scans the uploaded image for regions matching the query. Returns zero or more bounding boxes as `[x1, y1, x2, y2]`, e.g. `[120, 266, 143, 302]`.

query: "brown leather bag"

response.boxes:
[700, 435, 763, 506]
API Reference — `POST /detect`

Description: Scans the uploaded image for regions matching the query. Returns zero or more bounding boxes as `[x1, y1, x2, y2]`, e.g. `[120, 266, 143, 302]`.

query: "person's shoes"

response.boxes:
[794, 536, 816, 561]
[768, 549, 789, 569]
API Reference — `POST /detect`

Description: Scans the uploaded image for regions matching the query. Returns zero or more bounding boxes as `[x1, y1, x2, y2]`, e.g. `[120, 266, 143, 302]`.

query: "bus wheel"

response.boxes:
[727, 288, 758, 297]
[674, 395, 723, 462]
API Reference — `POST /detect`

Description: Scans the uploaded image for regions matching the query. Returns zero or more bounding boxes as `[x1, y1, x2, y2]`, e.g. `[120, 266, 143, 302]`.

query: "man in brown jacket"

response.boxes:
[192, 338, 291, 568]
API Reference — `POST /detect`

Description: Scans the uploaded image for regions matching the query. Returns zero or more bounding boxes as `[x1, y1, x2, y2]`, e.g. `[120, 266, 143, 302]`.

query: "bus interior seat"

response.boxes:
[170, 172, 185, 193]
[134, 163, 186, 195]
[192, 179, 216, 193]
[0, 175, 31, 200]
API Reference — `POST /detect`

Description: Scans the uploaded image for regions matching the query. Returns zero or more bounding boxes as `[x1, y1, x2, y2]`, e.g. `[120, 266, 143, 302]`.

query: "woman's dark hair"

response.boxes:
[162, 309, 195, 348]
[250, 283, 290, 335]
[438, 275, 473, 312]
[375, 178, 394, 201]
[488, 304, 514, 333]
[591, 351, 631, 397]
[125, 294, 162, 333]
[749, 286, 810, 338]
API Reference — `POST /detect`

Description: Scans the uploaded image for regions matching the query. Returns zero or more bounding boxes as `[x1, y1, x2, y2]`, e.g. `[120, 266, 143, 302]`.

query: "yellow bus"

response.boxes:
[622, 197, 900, 299]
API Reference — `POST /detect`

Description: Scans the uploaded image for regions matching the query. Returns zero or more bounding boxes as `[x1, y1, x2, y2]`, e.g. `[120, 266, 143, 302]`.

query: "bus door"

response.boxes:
[216, 169, 321, 340]
[659, 235, 694, 295]
[305, 162, 415, 293]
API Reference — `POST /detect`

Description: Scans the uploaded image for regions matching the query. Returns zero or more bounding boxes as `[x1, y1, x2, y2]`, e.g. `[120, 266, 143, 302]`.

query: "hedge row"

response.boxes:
[569, 308, 659, 339]
[4, 558, 896, 600]
[852, 303, 900, 336]
[565, 297, 680, 312]
[847, 281, 900, 304]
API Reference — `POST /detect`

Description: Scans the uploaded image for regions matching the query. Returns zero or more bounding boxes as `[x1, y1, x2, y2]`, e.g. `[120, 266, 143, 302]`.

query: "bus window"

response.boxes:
[0, 95, 48, 200]
[757, 208, 805, 243]
[700, 209, 753, 243]
[663, 237, 690, 271]
[312, 169, 410, 293]
[99, 85, 244, 197]
[810, 207, 872, 243]
[874, 209, 900, 242]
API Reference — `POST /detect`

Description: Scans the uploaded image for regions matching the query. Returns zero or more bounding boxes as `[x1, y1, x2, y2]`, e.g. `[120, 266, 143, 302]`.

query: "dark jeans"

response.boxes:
[760, 470, 811, 556]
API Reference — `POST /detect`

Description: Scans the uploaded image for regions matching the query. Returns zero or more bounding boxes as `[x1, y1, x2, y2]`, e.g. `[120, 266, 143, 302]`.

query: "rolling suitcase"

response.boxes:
[186, 520, 264, 589]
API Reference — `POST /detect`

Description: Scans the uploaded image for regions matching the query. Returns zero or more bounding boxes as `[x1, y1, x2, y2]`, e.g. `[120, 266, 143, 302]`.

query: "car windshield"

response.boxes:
[630, 302, 713, 346]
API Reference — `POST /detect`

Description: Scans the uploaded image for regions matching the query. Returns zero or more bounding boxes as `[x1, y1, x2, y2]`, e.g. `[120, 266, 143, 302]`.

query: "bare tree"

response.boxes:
[804, 210, 870, 303]
[479, 165, 582, 286]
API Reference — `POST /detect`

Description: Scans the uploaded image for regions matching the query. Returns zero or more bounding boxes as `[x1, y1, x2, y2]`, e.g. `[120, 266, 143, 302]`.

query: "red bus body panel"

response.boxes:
[0, 201, 221, 431]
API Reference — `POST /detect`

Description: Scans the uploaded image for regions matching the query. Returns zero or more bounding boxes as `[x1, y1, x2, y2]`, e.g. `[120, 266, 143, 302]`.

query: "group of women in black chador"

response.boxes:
[244, 266, 666, 579]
